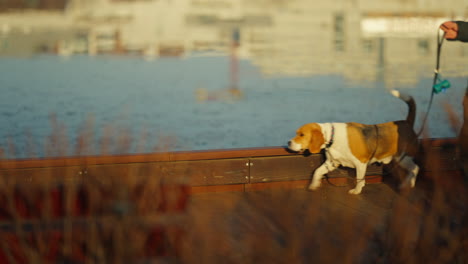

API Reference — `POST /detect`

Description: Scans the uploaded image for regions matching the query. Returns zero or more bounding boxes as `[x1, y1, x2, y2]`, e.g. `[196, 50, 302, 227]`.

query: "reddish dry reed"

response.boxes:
[0, 109, 467, 263]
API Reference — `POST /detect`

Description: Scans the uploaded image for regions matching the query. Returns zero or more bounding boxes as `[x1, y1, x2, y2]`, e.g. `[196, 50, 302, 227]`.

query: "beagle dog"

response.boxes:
[288, 90, 419, 194]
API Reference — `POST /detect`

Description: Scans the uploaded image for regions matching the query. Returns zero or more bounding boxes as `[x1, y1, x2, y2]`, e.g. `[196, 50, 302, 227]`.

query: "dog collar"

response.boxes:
[325, 124, 334, 149]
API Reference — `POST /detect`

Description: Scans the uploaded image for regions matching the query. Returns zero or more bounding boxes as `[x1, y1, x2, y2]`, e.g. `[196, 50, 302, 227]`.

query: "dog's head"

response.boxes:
[288, 123, 325, 154]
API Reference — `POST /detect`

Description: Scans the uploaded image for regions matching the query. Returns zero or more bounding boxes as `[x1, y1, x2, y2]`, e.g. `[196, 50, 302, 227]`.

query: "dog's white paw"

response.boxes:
[348, 188, 362, 195]
[400, 175, 416, 189]
[410, 177, 416, 188]
[308, 182, 321, 191]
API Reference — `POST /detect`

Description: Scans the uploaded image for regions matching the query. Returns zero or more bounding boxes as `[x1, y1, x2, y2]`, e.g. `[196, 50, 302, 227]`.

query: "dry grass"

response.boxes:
[181, 175, 468, 264]
[0, 109, 467, 263]
[0, 161, 188, 263]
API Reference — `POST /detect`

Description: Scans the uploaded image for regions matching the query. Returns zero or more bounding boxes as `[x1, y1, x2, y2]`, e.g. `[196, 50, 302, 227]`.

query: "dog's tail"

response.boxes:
[391, 90, 416, 128]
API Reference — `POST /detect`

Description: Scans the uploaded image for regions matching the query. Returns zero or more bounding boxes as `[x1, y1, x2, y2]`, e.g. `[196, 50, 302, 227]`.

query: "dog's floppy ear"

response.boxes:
[308, 125, 325, 154]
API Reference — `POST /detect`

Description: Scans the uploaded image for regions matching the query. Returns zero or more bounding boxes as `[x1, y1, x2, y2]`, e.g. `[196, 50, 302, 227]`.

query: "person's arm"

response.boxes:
[455, 21, 468, 42]
[440, 21, 468, 42]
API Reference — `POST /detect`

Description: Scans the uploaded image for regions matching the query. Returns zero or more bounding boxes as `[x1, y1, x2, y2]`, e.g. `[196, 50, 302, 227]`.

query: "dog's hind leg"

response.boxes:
[399, 155, 419, 188]
[349, 163, 367, 194]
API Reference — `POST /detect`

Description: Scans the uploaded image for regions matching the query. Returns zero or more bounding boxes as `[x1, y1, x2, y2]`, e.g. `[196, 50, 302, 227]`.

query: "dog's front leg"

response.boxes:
[308, 161, 337, 191]
[348, 163, 367, 194]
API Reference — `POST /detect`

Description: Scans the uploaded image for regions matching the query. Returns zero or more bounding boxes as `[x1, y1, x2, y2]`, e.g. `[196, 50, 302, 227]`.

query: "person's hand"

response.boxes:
[440, 21, 459, 39]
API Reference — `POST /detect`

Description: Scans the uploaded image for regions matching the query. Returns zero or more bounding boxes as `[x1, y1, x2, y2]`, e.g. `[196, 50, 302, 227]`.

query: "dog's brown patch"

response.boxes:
[346, 122, 399, 163]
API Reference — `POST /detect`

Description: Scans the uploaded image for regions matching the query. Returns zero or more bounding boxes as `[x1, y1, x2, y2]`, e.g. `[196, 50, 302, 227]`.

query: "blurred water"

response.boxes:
[0, 54, 466, 158]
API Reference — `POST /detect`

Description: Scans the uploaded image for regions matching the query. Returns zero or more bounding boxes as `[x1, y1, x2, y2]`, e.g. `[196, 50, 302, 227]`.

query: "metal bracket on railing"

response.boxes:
[77, 170, 88, 176]
[245, 161, 254, 182]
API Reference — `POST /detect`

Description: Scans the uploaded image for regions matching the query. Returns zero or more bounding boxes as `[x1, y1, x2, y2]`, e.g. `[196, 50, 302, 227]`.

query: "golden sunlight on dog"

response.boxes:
[288, 90, 420, 194]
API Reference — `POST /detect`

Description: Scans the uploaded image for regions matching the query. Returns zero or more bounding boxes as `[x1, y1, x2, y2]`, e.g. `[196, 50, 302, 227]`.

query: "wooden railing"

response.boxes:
[0, 138, 461, 193]
[0, 145, 387, 194]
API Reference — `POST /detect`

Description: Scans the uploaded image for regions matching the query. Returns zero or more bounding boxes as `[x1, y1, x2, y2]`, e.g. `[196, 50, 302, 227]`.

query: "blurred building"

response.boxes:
[1, 0, 468, 87]
[0, 0, 67, 11]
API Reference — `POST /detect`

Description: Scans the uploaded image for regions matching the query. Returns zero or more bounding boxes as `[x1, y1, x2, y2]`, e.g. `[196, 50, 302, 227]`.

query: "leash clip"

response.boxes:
[433, 75, 451, 94]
